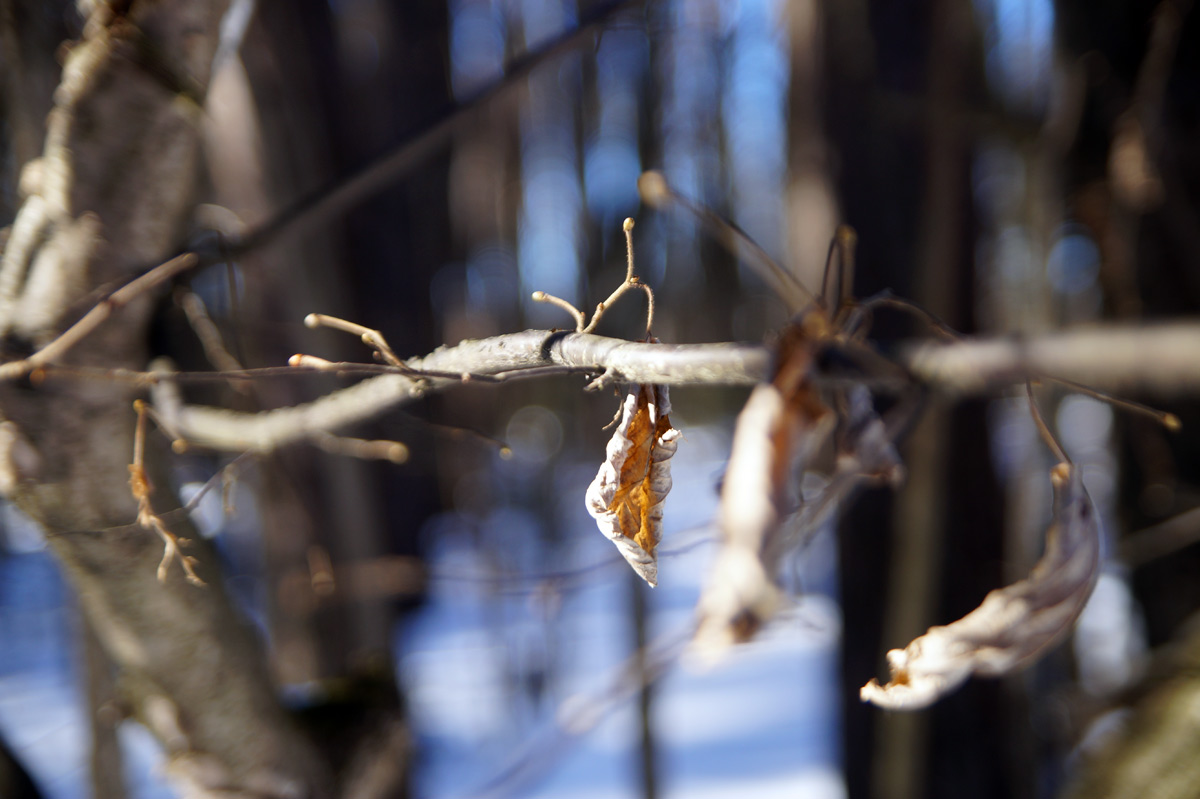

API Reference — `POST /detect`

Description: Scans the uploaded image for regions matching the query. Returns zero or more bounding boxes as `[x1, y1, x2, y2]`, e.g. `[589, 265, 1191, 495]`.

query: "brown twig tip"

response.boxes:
[637, 170, 672, 208]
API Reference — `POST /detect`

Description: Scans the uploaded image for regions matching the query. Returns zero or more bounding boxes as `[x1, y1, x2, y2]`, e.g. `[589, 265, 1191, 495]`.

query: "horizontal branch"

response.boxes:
[156, 320, 1200, 454]
[903, 321, 1200, 397]
[156, 330, 768, 452]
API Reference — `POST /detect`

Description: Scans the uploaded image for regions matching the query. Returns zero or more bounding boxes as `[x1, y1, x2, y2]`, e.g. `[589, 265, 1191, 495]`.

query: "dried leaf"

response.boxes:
[693, 321, 905, 655]
[692, 382, 833, 650]
[585, 383, 680, 586]
[693, 320, 833, 651]
[861, 462, 1100, 710]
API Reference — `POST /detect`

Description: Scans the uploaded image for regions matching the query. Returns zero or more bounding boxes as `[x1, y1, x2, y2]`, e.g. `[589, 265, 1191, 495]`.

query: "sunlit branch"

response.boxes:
[152, 320, 1200, 455]
[904, 322, 1200, 398]
[155, 331, 769, 453]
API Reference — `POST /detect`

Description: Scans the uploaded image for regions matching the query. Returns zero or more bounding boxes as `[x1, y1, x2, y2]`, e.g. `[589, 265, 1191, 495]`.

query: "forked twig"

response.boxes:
[302, 313, 408, 369]
[129, 400, 204, 586]
[533, 217, 655, 339]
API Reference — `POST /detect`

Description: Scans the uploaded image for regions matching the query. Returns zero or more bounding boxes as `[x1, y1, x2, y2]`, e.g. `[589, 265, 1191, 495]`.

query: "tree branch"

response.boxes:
[902, 321, 1200, 397]
[157, 320, 1200, 456]
[157, 330, 768, 451]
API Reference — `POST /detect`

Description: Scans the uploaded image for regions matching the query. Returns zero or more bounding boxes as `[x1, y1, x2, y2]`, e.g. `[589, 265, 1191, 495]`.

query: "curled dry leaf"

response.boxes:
[861, 461, 1100, 710]
[585, 383, 680, 586]
[693, 314, 905, 655]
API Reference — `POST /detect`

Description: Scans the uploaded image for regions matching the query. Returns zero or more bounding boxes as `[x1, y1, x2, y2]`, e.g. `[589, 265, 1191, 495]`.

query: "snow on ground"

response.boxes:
[401, 419, 846, 799]
[0, 420, 845, 798]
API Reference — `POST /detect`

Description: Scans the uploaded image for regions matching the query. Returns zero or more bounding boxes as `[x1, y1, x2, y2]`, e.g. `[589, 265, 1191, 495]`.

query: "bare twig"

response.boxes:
[303, 313, 407, 369]
[176, 288, 244, 375]
[217, 0, 641, 264]
[310, 431, 409, 464]
[0, 253, 198, 380]
[530, 291, 586, 331]
[149, 320, 1200, 456]
[153, 331, 768, 453]
[638, 170, 814, 312]
[581, 218, 654, 336]
[535, 217, 656, 338]
[129, 400, 204, 586]
[1120, 505, 1200, 567]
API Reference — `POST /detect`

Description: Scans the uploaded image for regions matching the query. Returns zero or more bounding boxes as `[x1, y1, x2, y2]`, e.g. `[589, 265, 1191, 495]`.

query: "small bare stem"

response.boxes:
[1026, 382, 1070, 464]
[639, 283, 655, 340]
[129, 400, 204, 586]
[581, 218, 652, 336]
[304, 313, 408, 369]
[311, 431, 410, 463]
[638, 170, 814, 312]
[623, 216, 636, 281]
[1039, 376, 1181, 431]
[288, 354, 338, 370]
[531, 291, 586, 332]
[177, 289, 244, 376]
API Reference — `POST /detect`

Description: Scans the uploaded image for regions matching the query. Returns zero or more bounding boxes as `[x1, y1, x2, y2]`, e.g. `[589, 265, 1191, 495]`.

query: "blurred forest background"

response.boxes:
[1, 0, 1199, 798]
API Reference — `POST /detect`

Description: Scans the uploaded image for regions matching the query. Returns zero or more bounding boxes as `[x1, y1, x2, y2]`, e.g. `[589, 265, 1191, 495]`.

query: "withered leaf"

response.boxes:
[693, 317, 836, 653]
[861, 462, 1100, 710]
[585, 383, 680, 587]
[693, 317, 904, 656]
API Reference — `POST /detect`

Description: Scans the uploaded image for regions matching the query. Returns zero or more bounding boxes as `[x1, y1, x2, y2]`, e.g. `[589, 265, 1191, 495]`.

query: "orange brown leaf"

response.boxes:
[585, 383, 680, 586]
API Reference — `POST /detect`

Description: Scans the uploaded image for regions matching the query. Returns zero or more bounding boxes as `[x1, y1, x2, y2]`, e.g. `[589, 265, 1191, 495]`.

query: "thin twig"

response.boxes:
[638, 170, 814, 312]
[216, 0, 641, 265]
[129, 400, 204, 586]
[176, 288, 246, 379]
[0, 253, 198, 380]
[531, 291, 586, 332]
[1026, 382, 1070, 464]
[304, 313, 408, 369]
[581, 218, 655, 336]
[1120, 504, 1200, 567]
[310, 431, 409, 464]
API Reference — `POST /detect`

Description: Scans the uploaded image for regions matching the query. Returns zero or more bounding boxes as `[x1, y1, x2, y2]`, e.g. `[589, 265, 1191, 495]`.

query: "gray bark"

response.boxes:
[0, 2, 331, 796]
